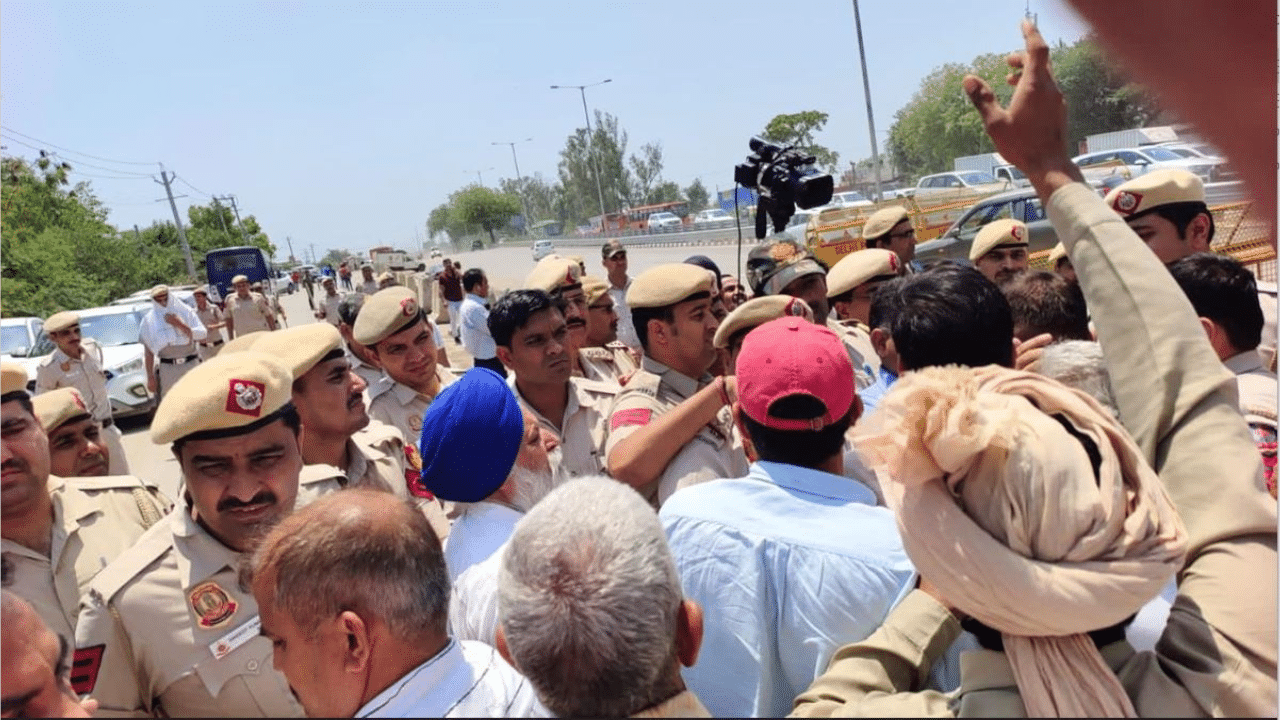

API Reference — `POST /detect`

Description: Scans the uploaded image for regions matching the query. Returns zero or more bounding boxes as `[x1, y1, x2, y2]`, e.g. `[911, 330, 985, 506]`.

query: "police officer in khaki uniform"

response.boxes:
[35, 311, 130, 474]
[713, 295, 814, 376]
[578, 275, 639, 384]
[243, 323, 450, 540]
[605, 264, 749, 508]
[490, 289, 618, 480]
[748, 239, 878, 389]
[73, 352, 344, 718]
[31, 388, 110, 478]
[1104, 168, 1276, 370]
[862, 205, 920, 273]
[251, 282, 286, 327]
[826, 248, 904, 376]
[354, 287, 456, 442]
[224, 274, 277, 338]
[0, 363, 170, 645]
[969, 218, 1031, 285]
[524, 256, 593, 377]
[192, 286, 228, 360]
[313, 276, 343, 327]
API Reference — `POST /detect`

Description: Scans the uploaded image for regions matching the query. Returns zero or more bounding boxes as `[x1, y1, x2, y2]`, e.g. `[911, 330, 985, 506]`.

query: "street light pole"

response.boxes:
[851, 0, 883, 202]
[493, 138, 533, 233]
[551, 79, 611, 221]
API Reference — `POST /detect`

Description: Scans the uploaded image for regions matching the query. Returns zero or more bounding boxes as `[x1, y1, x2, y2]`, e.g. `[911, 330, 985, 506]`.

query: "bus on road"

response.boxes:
[205, 245, 278, 302]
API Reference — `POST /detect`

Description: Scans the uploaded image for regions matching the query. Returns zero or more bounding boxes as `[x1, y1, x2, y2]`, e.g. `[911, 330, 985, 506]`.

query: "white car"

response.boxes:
[646, 212, 684, 233]
[1072, 146, 1227, 185]
[692, 208, 735, 229]
[1, 316, 46, 390]
[532, 239, 556, 261]
[913, 171, 1009, 197]
[28, 302, 155, 418]
[829, 191, 874, 209]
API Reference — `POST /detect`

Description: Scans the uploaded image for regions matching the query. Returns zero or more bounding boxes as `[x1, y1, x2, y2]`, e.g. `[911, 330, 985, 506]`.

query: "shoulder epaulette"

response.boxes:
[83, 517, 174, 604]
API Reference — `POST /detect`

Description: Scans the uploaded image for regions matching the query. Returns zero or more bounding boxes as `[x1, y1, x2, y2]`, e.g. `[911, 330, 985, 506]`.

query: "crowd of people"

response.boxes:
[2, 17, 1277, 719]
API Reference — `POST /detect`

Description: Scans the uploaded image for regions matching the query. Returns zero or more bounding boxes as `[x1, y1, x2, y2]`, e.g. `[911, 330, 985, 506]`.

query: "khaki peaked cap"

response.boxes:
[151, 351, 294, 444]
[352, 287, 423, 346]
[1104, 169, 1206, 218]
[1, 362, 29, 397]
[862, 206, 910, 241]
[826, 249, 901, 298]
[524, 257, 582, 294]
[32, 387, 91, 432]
[43, 311, 80, 334]
[969, 219, 1029, 262]
[242, 324, 343, 380]
[581, 276, 611, 306]
[713, 295, 815, 349]
[626, 263, 716, 309]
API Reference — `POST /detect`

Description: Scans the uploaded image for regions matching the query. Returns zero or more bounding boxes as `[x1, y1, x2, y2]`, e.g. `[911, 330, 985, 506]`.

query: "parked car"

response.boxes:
[914, 188, 1055, 266]
[532, 239, 556, 261]
[1, 316, 46, 390]
[1071, 146, 1227, 185]
[646, 212, 684, 233]
[913, 171, 1009, 197]
[829, 191, 874, 209]
[692, 208, 735, 229]
[779, 209, 821, 242]
[28, 302, 156, 419]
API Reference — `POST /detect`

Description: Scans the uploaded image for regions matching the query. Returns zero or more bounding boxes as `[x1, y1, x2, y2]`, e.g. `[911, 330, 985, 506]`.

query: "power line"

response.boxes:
[176, 175, 212, 197]
[0, 125, 157, 166]
[47, 154, 154, 177]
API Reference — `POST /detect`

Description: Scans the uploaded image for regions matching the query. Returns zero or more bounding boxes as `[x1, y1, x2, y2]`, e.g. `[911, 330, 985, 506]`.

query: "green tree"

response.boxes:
[761, 111, 840, 173]
[685, 178, 710, 213]
[558, 110, 633, 223]
[628, 142, 664, 205]
[450, 185, 522, 245]
[1054, 36, 1163, 153]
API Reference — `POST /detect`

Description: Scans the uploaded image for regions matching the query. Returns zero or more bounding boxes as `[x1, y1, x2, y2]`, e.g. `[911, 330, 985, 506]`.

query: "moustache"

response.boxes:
[566, 319, 587, 329]
[217, 491, 277, 513]
[0, 457, 27, 474]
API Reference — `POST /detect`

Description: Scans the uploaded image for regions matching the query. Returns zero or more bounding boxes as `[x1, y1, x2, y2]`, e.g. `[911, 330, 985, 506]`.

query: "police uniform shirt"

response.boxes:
[348, 421, 451, 541]
[319, 292, 343, 327]
[196, 304, 226, 346]
[345, 348, 392, 409]
[829, 319, 879, 391]
[368, 366, 457, 443]
[226, 292, 274, 335]
[2, 475, 171, 642]
[509, 375, 618, 479]
[604, 356, 749, 508]
[577, 342, 639, 385]
[36, 338, 112, 423]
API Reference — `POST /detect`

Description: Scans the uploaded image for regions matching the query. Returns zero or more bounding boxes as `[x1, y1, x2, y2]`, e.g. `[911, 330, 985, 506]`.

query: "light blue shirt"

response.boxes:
[859, 365, 899, 416]
[458, 293, 496, 360]
[660, 461, 961, 718]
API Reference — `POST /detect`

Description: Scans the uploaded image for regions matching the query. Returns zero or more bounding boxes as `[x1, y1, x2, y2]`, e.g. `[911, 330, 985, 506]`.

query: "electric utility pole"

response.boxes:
[156, 165, 196, 278]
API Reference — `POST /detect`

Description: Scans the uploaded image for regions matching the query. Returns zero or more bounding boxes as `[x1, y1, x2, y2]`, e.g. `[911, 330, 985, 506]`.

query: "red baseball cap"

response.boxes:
[737, 316, 855, 431]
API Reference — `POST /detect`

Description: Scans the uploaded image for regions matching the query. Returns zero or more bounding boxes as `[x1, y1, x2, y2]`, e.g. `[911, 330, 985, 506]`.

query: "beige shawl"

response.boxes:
[854, 365, 1187, 717]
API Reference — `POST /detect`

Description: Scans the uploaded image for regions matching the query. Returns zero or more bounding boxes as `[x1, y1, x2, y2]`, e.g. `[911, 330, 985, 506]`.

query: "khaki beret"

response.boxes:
[826, 249, 901, 298]
[1104, 169, 1205, 218]
[150, 284, 170, 299]
[43, 311, 80, 334]
[231, 274, 249, 285]
[151, 351, 294, 445]
[1, 362, 29, 397]
[352, 287, 422, 346]
[969, 219, 1029, 262]
[581, 275, 611, 306]
[1047, 242, 1068, 266]
[862, 206, 910, 241]
[193, 285, 209, 296]
[601, 239, 626, 259]
[245, 324, 343, 380]
[524, 257, 582, 295]
[626, 263, 716, 309]
[32, 387, 91, 432]
[713, 295, 814, 349]
[222, 331, 269, 355]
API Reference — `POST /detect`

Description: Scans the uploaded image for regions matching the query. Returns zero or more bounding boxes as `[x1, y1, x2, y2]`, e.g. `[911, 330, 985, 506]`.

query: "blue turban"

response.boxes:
[418, 367, 524, 502]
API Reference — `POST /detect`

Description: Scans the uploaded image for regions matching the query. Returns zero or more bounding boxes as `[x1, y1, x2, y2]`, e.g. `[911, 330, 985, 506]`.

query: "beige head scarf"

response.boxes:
[854, 365, 1187, 718]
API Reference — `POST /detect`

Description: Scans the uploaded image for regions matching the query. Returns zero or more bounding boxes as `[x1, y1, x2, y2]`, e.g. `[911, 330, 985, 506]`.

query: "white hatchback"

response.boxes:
[532, 239, 556, 261]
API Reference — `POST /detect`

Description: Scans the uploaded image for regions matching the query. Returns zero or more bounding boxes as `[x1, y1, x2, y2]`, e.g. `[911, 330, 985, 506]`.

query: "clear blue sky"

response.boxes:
[1, 0, 1089, 261]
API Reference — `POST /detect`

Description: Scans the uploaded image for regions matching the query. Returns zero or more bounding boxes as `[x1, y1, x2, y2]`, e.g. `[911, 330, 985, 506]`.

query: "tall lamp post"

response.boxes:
[851, 0, 883, 201]
[493, 138, 533, 233]
[551, 79, 611, 221]
[468, 167, 495, 186]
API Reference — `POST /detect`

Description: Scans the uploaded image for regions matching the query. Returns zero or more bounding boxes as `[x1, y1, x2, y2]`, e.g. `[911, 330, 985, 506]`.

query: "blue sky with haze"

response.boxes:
[1, 1, 1089, 259]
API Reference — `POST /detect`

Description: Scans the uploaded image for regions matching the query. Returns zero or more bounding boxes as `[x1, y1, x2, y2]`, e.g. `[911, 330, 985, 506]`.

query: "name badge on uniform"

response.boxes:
[209, 615, 262, 660]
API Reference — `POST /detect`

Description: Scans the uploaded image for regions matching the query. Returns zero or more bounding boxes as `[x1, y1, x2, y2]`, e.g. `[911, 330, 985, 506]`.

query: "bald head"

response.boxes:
[246, 489, 449, 642]
[2, 591, 92, 718]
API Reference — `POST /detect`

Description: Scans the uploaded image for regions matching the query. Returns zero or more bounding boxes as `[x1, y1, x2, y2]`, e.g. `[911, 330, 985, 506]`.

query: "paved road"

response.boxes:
[117, 238, 754, 498]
